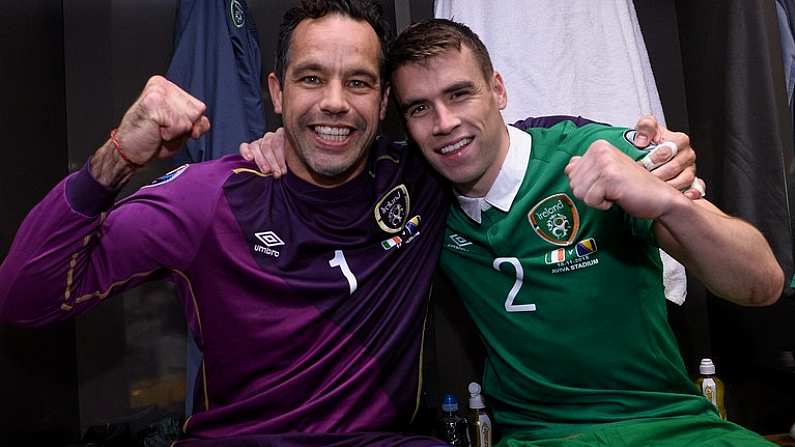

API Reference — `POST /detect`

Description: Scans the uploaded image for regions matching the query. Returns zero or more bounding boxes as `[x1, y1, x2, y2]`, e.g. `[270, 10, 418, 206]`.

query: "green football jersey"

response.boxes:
[440, 121, 715, 440]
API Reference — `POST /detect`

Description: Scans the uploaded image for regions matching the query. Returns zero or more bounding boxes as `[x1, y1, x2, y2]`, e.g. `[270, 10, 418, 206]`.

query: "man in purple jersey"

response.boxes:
[0, 1, 694, 446]
[0, 1, 452, 445]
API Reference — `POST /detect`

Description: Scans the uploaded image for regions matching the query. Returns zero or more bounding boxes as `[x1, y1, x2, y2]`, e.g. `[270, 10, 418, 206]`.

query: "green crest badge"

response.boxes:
[528, 193, 580, 246]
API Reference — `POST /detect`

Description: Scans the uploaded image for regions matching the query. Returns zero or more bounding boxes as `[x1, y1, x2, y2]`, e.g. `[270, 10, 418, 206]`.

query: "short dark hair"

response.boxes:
[275, 0, 393, 87]
[387, 18, 494, 82]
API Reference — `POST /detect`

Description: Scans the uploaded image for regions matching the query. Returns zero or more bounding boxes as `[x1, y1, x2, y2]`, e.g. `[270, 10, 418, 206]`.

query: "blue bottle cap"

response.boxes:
[441, 392, 459, 412]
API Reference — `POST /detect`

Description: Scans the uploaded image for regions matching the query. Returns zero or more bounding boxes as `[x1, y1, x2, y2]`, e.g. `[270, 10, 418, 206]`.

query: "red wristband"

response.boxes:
[109, 128, 144, 168]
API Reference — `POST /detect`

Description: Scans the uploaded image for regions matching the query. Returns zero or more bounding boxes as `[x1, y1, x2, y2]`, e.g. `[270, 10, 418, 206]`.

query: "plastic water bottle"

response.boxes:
[438, 393, 470, 446]
[467, 382, 492, 447]
[695, 358, 727, 419]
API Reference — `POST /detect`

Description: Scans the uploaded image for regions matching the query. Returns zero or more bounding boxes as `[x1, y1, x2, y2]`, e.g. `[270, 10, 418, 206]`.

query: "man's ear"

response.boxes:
[268, 73, 284, 114]
[379, 84, 390, 120]
[492, 71, 507, 110]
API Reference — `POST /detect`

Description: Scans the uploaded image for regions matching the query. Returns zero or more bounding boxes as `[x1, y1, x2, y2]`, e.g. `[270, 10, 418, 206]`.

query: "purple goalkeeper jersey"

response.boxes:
[0, 137, 448, 445]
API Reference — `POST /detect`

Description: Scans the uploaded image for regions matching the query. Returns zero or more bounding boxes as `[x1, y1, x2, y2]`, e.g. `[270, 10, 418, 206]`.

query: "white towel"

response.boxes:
[435, 0, 687, 304]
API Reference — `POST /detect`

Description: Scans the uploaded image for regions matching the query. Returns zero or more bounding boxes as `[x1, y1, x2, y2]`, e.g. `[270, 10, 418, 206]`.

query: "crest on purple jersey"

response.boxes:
[374, 184, 410, 233]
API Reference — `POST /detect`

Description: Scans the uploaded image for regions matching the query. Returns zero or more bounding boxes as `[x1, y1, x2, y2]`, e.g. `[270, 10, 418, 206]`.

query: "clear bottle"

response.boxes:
[695, 358, 727, 419]
[438, 393, 470, 446]
[467, 382, 492, 447]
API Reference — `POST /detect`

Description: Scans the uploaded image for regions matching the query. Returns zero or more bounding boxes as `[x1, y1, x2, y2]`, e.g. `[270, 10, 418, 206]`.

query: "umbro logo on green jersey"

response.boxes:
[448, 233, 473, 250]
[528, 193, 580, 246]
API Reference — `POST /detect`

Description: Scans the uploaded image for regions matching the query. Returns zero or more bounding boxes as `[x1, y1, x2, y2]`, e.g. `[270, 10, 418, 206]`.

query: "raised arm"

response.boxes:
[0, 76, 212, 326]
[90, 75, 209, 188]
[565, 140, 784, 306]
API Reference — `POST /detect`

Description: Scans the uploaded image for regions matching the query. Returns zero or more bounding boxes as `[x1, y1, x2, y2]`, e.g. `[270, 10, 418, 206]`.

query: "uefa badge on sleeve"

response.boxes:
[528, 193, 580, 246]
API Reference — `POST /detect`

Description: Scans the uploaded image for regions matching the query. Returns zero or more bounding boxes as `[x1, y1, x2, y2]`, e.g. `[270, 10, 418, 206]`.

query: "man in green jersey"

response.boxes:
[385, 19, 785, 447]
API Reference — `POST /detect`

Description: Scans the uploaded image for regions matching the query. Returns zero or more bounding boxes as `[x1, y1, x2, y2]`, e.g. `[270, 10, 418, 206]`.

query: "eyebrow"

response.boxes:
[348, 69, 379, 84]
[290, 62, 326, 77]
[290, 63, 379, 84]
[399, 80, 476, 113]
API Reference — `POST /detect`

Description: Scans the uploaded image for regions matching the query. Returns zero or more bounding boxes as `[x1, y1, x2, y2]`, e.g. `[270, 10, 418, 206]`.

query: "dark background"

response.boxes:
[0, 0, 792, 444]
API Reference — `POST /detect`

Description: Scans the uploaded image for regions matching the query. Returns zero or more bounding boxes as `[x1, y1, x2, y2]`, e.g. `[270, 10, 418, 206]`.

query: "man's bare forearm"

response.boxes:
[654, 196, 784, 306]
[89, 140, 139, 189]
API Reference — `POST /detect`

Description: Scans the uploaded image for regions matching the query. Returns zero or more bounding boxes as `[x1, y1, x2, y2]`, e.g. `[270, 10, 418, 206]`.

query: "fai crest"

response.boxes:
[528, 193, 580, 246]
[374, 184, 410, 233]
[230, 0, 245, 28]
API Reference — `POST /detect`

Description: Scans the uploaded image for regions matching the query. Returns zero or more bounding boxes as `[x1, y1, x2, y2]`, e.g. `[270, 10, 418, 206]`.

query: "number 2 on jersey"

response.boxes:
[493, 257, 536, 312]
[329, 250, 358, 294]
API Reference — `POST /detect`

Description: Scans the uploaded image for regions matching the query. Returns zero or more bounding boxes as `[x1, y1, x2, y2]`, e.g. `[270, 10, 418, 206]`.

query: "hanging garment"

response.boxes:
[434, 0, 664, 127]
[776, 0, 795, 105]
[166, 0, 266, 163]
[165, 0, 267, 415]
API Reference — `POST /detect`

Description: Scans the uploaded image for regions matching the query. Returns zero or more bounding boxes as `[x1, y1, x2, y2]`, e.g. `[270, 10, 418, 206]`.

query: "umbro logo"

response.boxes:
[254, 231, 284, 247]
[447, 233, 473, 251]
[253, 231, 284, 258]
[449, 233, 472, 247]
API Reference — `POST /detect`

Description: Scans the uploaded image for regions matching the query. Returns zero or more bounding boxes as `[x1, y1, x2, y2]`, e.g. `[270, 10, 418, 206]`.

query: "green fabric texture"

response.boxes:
[496, 413, 775, 446]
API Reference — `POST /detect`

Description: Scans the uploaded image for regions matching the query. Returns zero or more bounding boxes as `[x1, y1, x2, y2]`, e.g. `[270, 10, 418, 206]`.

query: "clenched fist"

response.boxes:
[115, 76, 210, 165]
[565, 139, 681, 220]
[91, 76, 210, 187]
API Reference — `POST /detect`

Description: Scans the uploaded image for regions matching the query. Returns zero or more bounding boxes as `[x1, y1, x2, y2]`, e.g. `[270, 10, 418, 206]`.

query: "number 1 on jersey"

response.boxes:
[329, 250, 358, 295]
[493, 257, 536, 312]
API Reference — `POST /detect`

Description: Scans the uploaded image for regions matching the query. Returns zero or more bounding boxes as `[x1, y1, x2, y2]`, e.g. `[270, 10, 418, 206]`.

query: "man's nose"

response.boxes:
[432, 103, 461, 135]
[319, 80, 350, 115]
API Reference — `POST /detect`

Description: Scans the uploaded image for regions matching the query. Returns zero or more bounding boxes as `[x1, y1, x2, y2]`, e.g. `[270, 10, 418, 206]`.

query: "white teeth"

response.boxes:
[440, 137, 472, 154]
[314, 126, 351, 141]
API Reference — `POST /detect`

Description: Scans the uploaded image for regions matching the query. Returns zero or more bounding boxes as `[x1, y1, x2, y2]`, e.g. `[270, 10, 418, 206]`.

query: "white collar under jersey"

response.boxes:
[455, 125, 532, 224]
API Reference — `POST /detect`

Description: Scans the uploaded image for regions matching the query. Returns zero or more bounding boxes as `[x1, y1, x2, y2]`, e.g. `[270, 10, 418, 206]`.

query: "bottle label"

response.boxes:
[701, 378, 718, 407]
[477, 414, 491, 447]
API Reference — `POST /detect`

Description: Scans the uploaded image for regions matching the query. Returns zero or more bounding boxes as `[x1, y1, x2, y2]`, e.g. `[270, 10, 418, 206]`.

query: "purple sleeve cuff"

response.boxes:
[65, 160, 121, 217]
[512, 115, 608, 130]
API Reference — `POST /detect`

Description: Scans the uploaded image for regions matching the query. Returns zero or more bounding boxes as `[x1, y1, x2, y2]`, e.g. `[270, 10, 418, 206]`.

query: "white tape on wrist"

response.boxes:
[689, 177, 706, 197]
[640, 141, 678, 171]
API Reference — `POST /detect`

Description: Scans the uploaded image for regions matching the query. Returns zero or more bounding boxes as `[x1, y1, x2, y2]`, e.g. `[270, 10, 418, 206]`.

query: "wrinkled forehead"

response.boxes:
[286, 14, 382, 76]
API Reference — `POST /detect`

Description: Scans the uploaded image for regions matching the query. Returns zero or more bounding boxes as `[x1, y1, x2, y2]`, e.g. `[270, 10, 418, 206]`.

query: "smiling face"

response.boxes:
[268, 13, 388, 188]
[392, 45, 509, 198]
